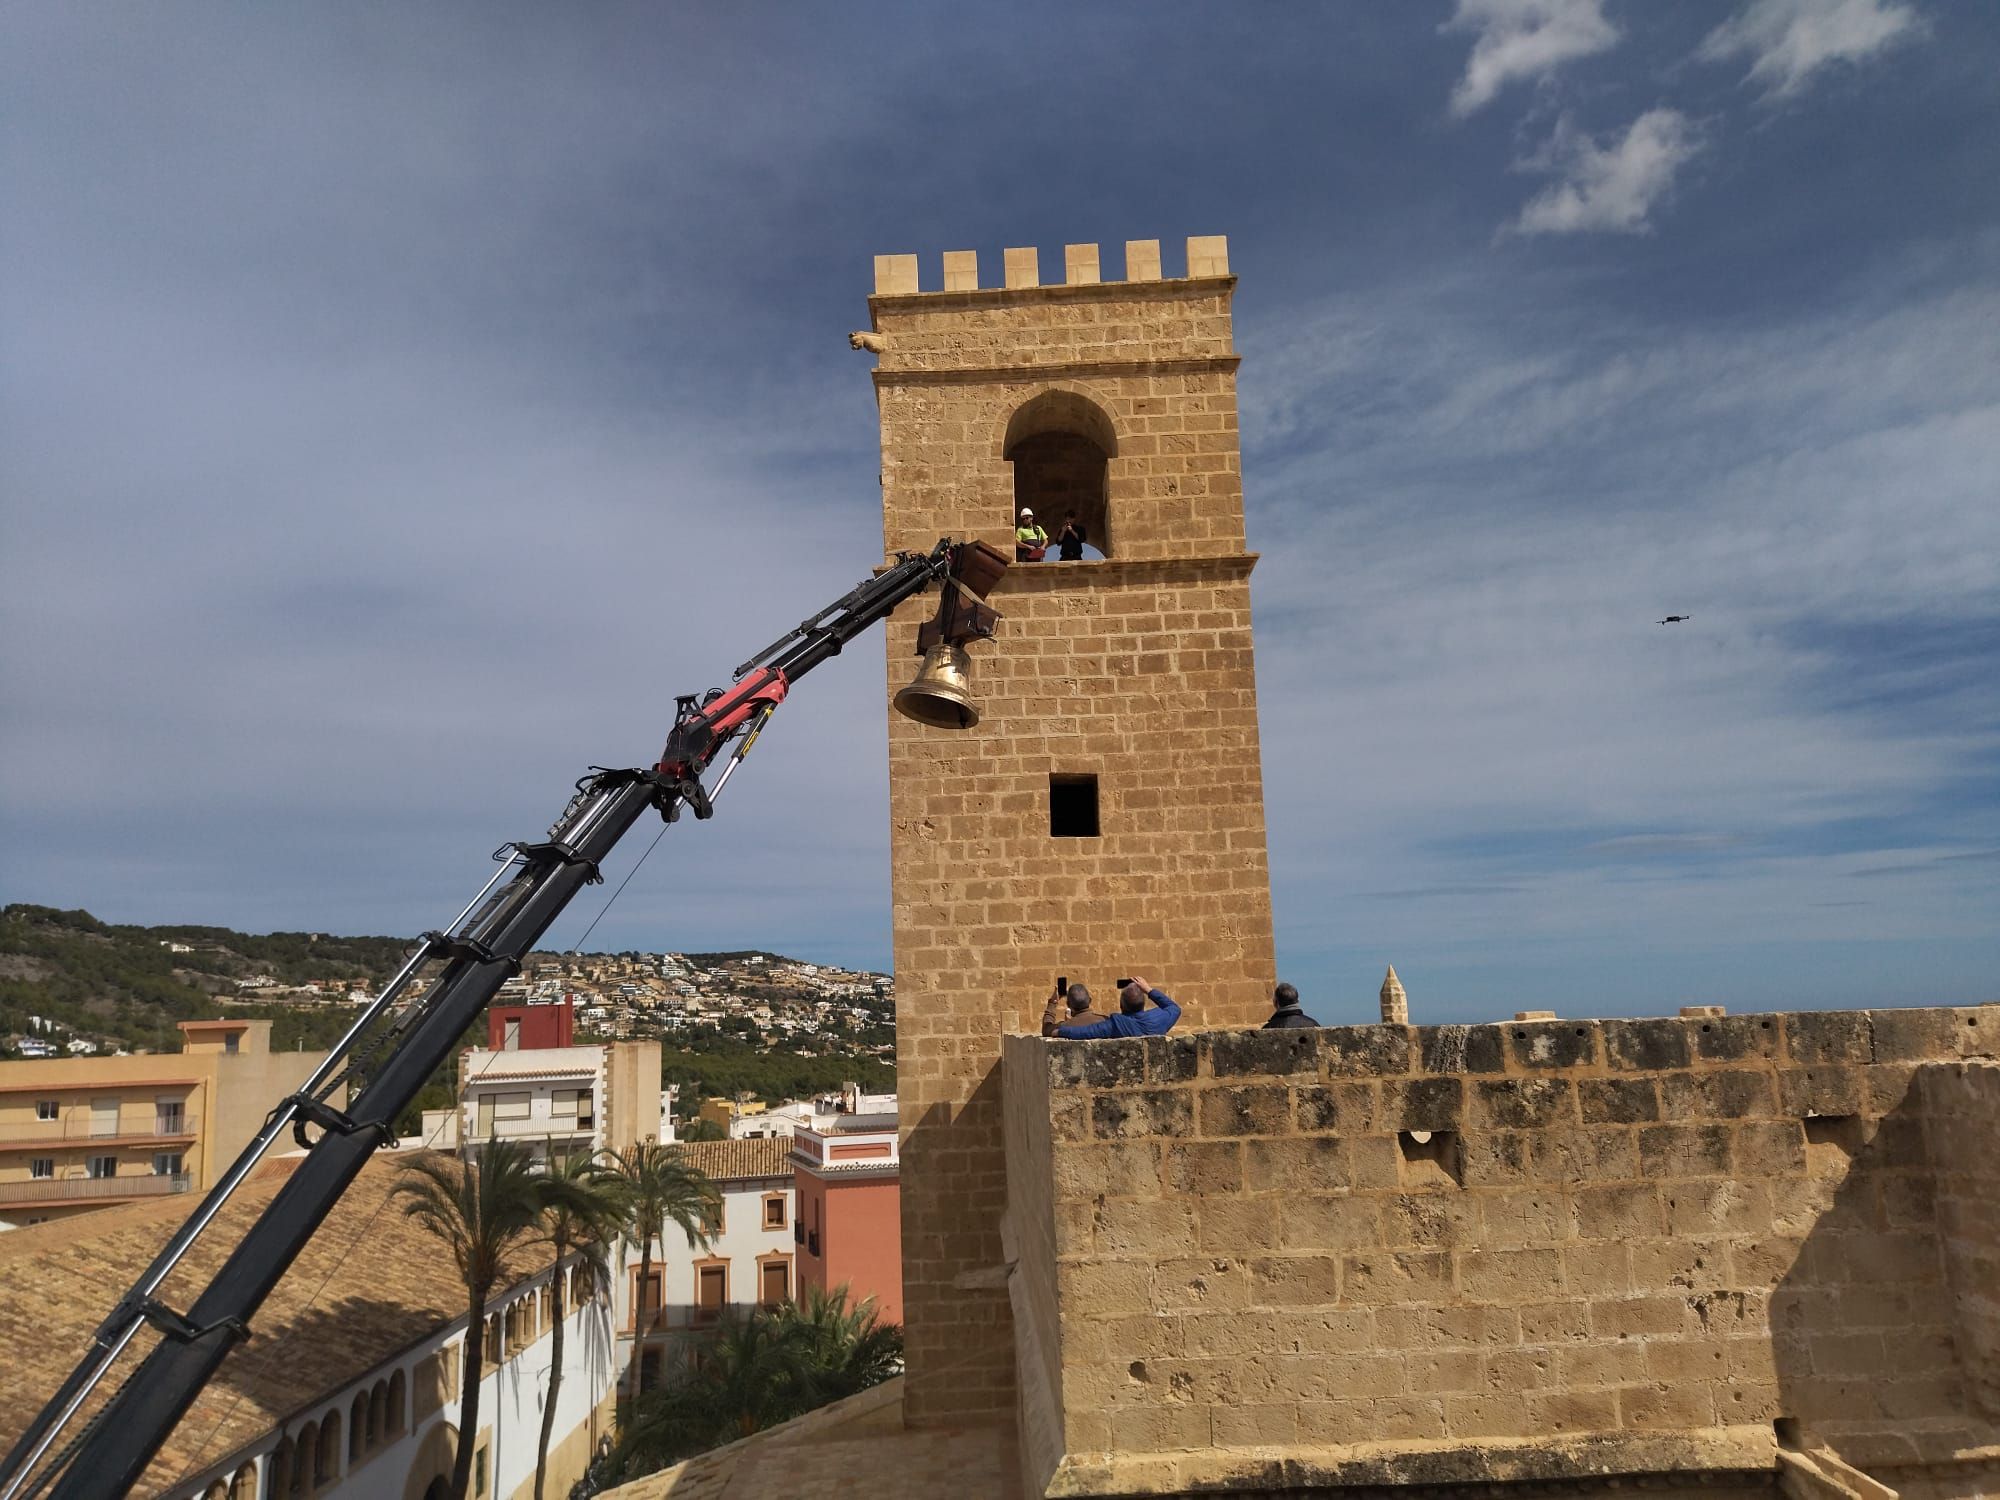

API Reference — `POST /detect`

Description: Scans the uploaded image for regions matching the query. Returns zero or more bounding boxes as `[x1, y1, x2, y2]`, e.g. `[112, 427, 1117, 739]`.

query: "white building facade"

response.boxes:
[456, 1041, 661, 1167]
[172, 1258, 616, 1500]
[611, 1137, 797, 1391]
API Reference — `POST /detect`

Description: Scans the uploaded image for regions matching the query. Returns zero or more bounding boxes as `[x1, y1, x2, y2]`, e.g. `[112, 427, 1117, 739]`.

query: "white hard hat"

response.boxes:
[1019, 507, 1033, 518]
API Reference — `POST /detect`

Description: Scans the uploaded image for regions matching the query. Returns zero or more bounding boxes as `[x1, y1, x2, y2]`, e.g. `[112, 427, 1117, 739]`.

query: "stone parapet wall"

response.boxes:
[1006, 1033, 1066, 1495]
[1920, 1062, 2000, 1424]
[1002, 1006, 1999, 1496]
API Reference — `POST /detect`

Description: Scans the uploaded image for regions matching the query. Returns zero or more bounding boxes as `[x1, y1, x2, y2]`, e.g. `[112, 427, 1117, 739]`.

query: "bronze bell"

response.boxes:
[894, 642, 980, 729]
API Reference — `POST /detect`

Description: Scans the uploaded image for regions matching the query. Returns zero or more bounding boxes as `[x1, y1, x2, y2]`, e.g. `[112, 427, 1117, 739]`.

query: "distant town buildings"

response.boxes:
[449, 998, 661, 1166]
[721, 1082, 897, 1140]
[0, 1018, 333, 1231]
[493, 950, 894, 1060]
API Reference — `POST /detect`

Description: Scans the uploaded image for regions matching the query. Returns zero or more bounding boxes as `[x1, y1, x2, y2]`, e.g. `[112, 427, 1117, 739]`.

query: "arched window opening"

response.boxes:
[287, 1427, 313, 1499]
[1004, 391, 1115, 562]
[230, 1462, 257, 1500]
[350, 1391, 369, 1462]
[315, 1412, 340, 1486]
[369, 1381, 388, 1447]
[386, 1370, 407, 1438]
[204, 1481, 227, 1500]
[263, 1437, 292, 1500]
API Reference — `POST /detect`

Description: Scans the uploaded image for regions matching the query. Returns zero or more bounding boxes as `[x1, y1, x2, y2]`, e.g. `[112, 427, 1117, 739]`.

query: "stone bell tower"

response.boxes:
[866, 237, 1277, 1427]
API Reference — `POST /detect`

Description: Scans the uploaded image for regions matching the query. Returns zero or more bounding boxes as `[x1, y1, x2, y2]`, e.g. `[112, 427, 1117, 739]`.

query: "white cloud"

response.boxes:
[1699, 0, 1923, 98]
[1509, 108, 1701, 236]
[1442, 0, 1619, 118]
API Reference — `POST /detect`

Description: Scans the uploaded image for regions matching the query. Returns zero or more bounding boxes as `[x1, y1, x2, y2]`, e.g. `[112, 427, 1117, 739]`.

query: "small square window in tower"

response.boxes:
[1049, 774, 1100, 838]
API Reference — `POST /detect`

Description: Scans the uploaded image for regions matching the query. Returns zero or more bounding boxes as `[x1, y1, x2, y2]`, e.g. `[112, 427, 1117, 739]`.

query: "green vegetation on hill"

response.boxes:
[3, 906, 897, 1113]
[0, 904, 408, 1056]
[642, 1031, 895, 1106]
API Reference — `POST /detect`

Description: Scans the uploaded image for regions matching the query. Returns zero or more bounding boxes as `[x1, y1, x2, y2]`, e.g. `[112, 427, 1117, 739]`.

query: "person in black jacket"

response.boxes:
[1055, 511, 1087, 561]
[1262, 982, 1319, 1029]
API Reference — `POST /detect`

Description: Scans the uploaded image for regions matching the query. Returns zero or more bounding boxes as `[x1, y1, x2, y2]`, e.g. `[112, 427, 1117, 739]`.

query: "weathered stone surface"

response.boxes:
[1506, 1020, 1598, 1070]
[1323, 1024, 1413, 1077]
[1203, 1026, 1317, 1078]
[1383, 1076, 1465, 1133]
[1474, 1077, 1575, 1130]
[1786, 1011, 1875, 1065]
[1089, 1088, 1191, 1141]
[1579, 1077, 1659, 1124]
[1604, 1016, 1693, 1071]
[1417, 1023, 1507, 1075]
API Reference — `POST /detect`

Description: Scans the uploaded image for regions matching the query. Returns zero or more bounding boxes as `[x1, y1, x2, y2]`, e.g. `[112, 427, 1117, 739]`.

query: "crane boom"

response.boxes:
[0, 538, 1004, 1500]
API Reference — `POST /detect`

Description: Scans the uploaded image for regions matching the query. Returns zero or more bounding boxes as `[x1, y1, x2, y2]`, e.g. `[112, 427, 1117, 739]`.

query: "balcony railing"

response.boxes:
[0, 1119, 197, 1148]
[470, 1120, 596, 1143]
[0, 1173, 192, 1206]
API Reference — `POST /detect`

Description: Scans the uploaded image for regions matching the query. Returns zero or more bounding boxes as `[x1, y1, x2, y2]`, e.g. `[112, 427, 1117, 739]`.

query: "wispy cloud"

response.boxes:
[3, 6, 1994, 1015]
[1699, 0, 1924, 98]
[1509, 108, 1702, 236]
[1442, 0, 1619, 118]
[1242, 260, 2000, 1004]
[1581, 834, 1751, 856]
[1852, 848, 2000, 878]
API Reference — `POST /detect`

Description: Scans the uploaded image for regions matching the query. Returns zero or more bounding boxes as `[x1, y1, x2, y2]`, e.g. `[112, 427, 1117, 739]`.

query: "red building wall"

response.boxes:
[795, 1170, 903, 1327]
[486, 996, 573, 1051]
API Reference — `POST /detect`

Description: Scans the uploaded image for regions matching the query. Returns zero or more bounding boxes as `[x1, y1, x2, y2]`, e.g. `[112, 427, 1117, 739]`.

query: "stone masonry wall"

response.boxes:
[1920, 1062, 2000, 1424]
[1005, 1032, 1065, 1495]
[874, 239, 1278, 1428]
[1003, 1005, 1999, 1496]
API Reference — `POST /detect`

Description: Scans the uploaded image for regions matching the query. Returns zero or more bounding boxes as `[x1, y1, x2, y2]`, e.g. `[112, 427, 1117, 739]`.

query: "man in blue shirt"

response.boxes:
[1054, 976, 1181, 1039]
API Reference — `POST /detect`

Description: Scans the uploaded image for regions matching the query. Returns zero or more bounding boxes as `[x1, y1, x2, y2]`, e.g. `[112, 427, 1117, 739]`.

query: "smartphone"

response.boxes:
[1056, 975, 1068, 995]
[1115, 977, 1133, 990]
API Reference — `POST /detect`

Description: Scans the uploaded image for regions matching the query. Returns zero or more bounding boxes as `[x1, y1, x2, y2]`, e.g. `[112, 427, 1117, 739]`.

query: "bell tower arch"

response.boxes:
[1003, 387, 1117, 557]
[865, 237, 1277, 1427]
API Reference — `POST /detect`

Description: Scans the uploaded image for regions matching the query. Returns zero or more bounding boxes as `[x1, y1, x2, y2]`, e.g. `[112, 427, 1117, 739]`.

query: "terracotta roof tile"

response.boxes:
[663, 1137, 793, 1183]
[0, 1151, 552, 1495]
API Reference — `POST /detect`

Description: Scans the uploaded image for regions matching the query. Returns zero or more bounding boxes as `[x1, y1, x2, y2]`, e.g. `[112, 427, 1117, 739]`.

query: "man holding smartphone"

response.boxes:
[1041, 975, 1106, 1036]
[1053, 975, 1180, 1040]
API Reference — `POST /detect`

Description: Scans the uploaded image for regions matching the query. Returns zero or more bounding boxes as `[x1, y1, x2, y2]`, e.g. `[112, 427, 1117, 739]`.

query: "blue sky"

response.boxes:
[3, 2, 1995, 1022]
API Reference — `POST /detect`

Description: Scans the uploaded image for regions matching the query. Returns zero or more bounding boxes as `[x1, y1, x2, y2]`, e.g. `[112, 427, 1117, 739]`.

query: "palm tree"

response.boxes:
[531, 1150, 623, 1500]
[394, 1141, 545, 1500]
[608, 1143, 720, 1407]
[597, 1288, 903, 1484]
[769, 1284, 903, 1408]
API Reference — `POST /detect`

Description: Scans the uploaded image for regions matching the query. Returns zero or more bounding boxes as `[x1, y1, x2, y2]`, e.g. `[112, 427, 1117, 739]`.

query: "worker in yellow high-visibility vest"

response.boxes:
[1014, 506, 1048, 561]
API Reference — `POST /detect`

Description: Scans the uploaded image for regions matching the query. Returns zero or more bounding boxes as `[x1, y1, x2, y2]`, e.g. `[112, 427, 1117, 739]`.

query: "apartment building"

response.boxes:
[614, 1136, 796, 1390]
[0, 1018, 330, 1231]
[790, 1106, 903, 1325]
[457, 1000, 661, 1165]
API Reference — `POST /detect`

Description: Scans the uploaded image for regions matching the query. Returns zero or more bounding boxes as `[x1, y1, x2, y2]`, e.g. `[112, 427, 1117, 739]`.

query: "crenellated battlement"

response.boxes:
[873, 235, 1230, 297]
